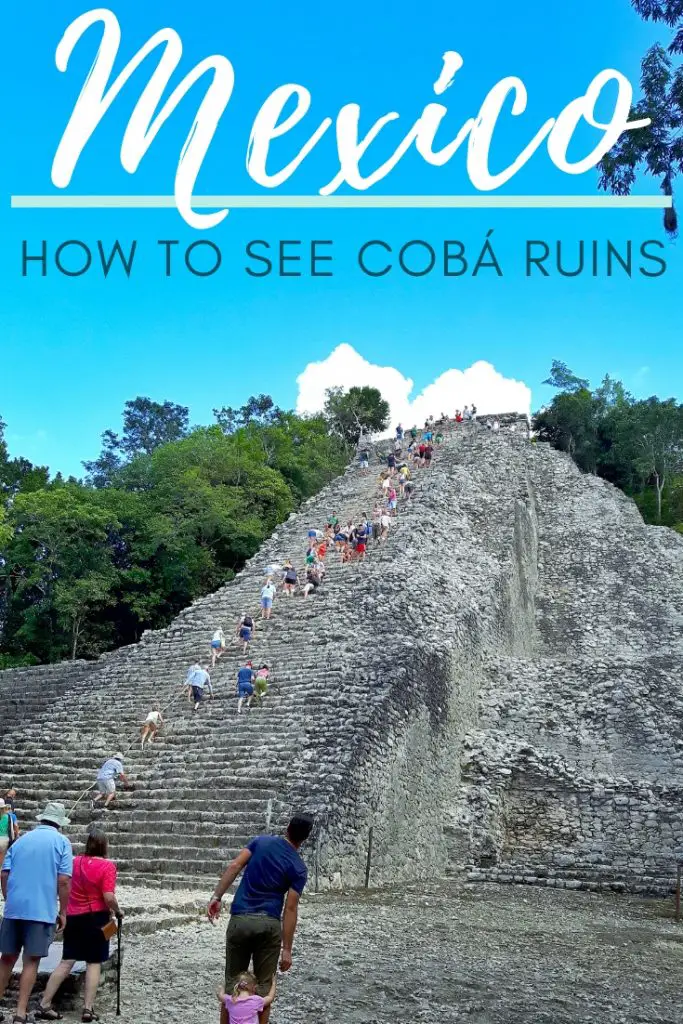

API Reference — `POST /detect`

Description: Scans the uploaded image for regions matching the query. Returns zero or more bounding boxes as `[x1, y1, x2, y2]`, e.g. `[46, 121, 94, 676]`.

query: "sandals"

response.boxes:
[82, 1012, 100, 1023]
[36, 1011, 63, 1021]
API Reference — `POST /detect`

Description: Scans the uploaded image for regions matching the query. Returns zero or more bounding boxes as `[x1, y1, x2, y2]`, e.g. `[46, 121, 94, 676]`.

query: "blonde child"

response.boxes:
[217, 972, 276, 1024]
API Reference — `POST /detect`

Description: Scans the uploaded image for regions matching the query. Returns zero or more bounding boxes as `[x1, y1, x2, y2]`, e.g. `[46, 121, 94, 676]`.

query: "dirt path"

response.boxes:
[104, 882, 682, 1024]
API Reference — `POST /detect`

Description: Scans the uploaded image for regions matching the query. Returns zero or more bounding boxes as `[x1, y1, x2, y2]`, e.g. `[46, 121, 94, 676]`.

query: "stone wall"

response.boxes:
[1, 422, 681, 895]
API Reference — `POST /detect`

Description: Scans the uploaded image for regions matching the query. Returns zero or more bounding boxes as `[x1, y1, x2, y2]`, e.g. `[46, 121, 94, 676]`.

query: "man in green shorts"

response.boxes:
[207, 814, 314, 1024]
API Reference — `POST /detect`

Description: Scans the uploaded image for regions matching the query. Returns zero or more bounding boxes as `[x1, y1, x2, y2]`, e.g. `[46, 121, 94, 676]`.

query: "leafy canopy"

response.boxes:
[535, 362, 683, 525]
[599, 2, 683, 234]
[0, 395, 350, 664]
[323, 386, 390, 446]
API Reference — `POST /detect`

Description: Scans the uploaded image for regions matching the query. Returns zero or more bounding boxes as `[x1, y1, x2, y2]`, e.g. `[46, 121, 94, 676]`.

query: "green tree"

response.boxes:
[55, 572, 116, 660]
[323, 386, 390, 446]
[535, 388, 601, 471]
[214, 394, 284, 434]
[543, 360, 590, 393]
[535, 362, 683, 525]
[0, 507, 12, 550]
[0, 401, 352, 664]
[621, 397, 683, 521]
[4, 485, 120, 661]
[599, 2, 683, 234]
[84, 397, 190, 486]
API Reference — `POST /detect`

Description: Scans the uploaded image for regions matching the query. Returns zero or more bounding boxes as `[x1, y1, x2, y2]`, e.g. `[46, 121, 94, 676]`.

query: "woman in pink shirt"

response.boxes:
[36, 828, 123, 1023]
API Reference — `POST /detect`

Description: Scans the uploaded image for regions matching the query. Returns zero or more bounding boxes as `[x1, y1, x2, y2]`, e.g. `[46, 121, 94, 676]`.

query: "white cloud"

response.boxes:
[296, 344, 531, 431]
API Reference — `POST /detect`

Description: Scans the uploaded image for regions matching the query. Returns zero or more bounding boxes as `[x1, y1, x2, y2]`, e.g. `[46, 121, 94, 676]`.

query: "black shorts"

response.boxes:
[63, 911, 112, 964]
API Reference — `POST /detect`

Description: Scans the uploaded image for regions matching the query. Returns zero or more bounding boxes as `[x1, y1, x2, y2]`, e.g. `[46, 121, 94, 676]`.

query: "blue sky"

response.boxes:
[0, 0, 678, 477]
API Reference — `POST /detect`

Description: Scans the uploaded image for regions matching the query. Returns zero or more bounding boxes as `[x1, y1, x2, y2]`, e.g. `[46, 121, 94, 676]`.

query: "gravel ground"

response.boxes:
[90, 881, 683, 1024]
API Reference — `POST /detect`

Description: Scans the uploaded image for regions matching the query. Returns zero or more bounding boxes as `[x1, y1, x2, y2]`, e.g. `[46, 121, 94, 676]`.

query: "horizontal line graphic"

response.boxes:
[10, 195, 672, 210]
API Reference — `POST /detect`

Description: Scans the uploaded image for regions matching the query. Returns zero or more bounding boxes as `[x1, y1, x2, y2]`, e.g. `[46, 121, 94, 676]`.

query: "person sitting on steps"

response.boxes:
[302, 566, 321, 597]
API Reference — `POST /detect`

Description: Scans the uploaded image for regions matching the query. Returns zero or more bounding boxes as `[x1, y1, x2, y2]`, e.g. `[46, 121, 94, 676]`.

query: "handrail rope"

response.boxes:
[63, 423, 458, 821]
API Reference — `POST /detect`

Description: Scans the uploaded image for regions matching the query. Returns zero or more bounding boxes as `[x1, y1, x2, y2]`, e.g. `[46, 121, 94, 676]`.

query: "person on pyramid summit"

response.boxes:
[207, 813, 315, 1024]
[92, 754, 129, 811]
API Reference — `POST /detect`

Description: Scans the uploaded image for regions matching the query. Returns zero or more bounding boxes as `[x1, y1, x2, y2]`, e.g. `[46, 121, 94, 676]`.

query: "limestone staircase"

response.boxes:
[0, 432, 460, 888]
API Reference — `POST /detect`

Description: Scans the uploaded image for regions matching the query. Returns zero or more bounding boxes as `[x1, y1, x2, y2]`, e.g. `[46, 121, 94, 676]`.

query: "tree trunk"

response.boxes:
[71, 618, 81, 661]
[654, 472, 663, 523]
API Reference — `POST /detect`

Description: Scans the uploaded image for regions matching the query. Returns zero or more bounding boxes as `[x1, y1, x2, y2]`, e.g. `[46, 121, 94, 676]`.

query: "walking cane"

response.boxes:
[116, 918, 122, 1016]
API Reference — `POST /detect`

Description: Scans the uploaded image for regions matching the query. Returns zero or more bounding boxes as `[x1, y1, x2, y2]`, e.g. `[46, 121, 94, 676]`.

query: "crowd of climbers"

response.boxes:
[0, 408, 489, 1024]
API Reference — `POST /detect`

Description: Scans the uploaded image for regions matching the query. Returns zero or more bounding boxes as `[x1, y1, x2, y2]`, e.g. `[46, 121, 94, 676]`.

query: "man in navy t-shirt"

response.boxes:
[208, 814, 314, 1024]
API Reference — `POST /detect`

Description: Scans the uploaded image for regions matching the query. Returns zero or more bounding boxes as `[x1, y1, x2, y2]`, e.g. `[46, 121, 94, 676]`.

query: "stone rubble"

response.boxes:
[0, 419, 682, 898]
[104, 882, 682, 1024]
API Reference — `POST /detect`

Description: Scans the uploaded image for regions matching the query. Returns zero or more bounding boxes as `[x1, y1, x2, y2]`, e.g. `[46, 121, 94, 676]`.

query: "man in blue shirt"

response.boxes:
[236, 662, 255, 715]
[207, 814, 314, 1024]
[0, 801, 73, 1024]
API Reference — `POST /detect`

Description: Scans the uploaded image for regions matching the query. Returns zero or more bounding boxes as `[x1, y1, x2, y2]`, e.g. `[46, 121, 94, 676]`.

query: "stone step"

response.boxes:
[0, 448, 445, 888]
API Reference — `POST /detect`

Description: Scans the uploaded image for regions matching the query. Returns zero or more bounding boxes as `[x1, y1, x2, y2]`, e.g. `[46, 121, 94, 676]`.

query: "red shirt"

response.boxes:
[67, 855, 117, 915]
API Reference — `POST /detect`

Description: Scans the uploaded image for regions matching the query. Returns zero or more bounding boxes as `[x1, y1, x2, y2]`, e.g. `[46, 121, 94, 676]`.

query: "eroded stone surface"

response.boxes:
[102, 883, 682, 1024]
[1, 420, 682, 894]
